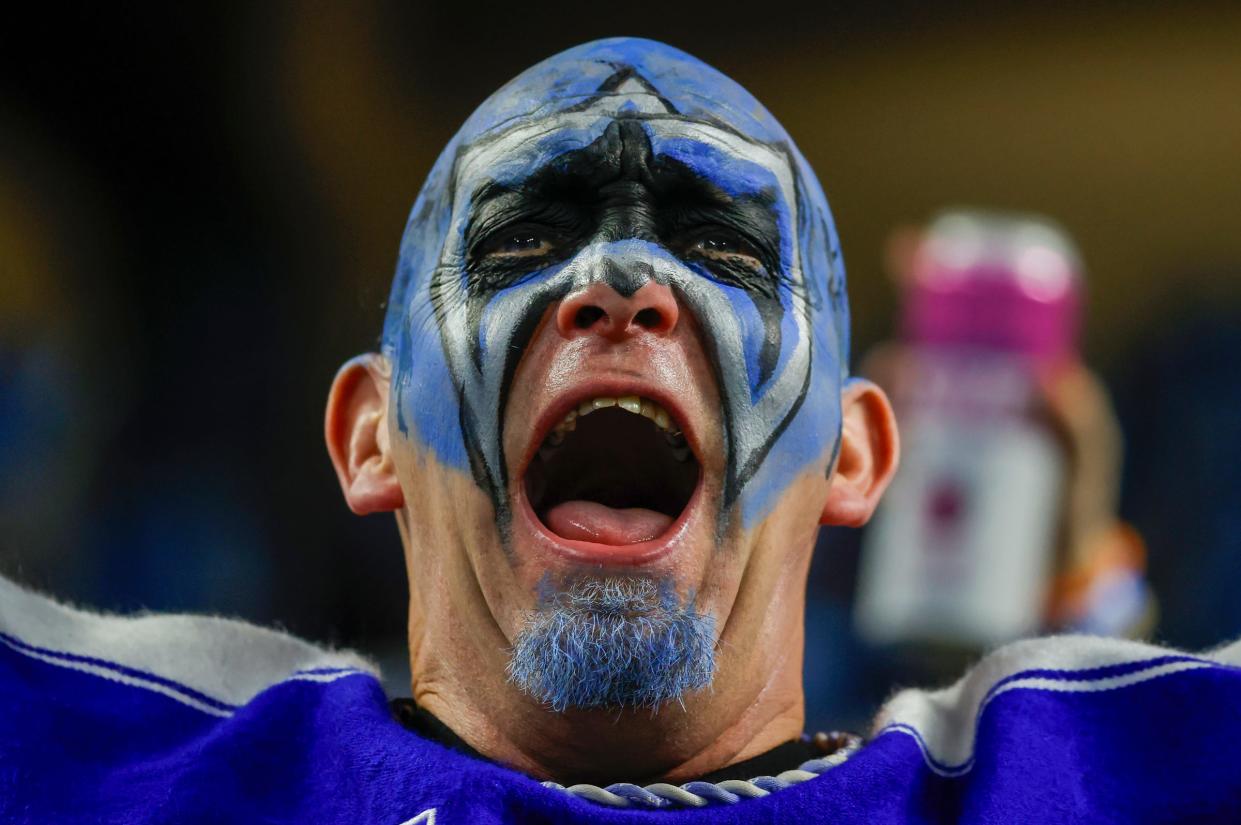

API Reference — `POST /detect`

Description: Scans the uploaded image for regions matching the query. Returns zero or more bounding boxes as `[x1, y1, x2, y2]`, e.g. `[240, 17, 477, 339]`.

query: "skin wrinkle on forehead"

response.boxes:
[384, 38, 849, 529]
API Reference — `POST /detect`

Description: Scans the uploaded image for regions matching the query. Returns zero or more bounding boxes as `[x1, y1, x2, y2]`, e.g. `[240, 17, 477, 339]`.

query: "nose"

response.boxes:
[555, 281, 680, 341]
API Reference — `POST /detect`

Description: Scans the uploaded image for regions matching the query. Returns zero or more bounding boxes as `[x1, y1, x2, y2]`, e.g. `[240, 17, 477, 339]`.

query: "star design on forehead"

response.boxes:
[563, 65, 680, 116]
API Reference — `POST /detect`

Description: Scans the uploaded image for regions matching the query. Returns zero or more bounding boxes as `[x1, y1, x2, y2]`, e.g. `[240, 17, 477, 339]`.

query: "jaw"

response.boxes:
[391, 419, 832, 782]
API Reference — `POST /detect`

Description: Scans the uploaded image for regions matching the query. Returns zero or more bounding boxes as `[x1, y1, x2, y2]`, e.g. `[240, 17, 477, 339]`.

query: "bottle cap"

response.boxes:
[902, 209, 1082, 362]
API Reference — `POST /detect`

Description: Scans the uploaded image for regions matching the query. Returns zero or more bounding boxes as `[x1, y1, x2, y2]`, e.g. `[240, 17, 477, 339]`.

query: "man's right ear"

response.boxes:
[325, 353, 405, 515]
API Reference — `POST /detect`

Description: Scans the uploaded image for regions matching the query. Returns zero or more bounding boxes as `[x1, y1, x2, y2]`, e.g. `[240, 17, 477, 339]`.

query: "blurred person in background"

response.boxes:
[2, 36, 1241, 825]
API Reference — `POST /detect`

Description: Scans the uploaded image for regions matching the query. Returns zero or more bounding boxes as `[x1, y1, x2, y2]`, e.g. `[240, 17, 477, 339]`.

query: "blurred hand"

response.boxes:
[1038, 362, 1153, 635]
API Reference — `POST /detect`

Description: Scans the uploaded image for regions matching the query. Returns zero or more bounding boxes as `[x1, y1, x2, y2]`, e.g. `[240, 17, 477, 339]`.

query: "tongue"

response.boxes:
[544, 500, 673, 545]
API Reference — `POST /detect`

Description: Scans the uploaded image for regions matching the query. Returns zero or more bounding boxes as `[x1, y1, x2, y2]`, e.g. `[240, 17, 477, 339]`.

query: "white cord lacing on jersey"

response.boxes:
[542, 734, 863, 808]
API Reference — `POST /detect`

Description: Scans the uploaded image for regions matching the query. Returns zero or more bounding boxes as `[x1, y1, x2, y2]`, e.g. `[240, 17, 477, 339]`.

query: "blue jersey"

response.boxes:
[2, 574, 1239, 824]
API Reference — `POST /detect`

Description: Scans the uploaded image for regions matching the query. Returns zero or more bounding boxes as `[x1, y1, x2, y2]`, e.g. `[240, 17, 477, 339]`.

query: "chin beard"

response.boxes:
[507, 575, 716, 712]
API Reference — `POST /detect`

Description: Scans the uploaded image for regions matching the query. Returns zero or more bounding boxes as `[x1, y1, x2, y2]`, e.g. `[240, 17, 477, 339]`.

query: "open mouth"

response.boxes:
[523, 395, 701, 547]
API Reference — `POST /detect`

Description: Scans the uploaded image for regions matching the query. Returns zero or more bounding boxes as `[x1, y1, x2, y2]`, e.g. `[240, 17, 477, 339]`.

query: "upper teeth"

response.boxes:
[554, 395, 682, 437]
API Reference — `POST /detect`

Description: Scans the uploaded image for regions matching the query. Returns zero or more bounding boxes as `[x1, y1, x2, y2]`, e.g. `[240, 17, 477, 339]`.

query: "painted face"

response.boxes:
[384, 38, 849, 545]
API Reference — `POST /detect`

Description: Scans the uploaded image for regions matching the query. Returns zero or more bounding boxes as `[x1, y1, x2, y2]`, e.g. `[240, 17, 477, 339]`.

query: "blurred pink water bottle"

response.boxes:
[855, 209, 1081, 648]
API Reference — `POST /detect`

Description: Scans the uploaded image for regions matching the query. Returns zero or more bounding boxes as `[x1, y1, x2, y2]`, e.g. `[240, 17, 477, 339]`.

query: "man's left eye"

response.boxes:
[687, 233, 764, 270]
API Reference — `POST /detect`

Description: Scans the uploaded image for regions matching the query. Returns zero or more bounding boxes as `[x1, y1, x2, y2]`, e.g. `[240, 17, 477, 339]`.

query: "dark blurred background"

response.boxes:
[3, 2, 1239, 730]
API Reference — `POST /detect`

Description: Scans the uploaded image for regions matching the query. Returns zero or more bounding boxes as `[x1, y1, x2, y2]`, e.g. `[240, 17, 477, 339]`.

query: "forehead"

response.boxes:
[454, 39, 791, 144]
[453, 111, 799, 207]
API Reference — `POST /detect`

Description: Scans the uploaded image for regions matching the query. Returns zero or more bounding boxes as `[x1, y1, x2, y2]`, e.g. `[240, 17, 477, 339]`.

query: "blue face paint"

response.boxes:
[384, 38, 849, 529]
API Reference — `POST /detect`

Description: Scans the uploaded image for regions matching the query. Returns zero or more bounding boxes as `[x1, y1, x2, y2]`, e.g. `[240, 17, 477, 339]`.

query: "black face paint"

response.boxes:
[463, 118, 787, 362]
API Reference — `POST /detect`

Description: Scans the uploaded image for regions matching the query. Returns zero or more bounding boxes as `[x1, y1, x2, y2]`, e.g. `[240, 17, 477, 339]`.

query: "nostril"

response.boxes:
[634, 308, 663, 329]
[574, 305, 606, 330]
[556, 282, 678, 340]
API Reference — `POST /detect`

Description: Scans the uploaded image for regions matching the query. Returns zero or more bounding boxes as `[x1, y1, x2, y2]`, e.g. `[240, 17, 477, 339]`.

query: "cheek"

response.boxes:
[692, 471, 826, 631]
[499, 307, 560, 470]
[720, 288, 769, 397]
[392, 317, 471, 471]
[392, 435, 533, 631]
[736, 345, 842, 526]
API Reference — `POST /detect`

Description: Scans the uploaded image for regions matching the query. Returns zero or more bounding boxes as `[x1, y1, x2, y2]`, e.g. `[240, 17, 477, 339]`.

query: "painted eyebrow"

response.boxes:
[465, 181, 522, 229]
[463, 182, 591, 264]
[656, 174, 785, 282]
[464, 177, 553, 255]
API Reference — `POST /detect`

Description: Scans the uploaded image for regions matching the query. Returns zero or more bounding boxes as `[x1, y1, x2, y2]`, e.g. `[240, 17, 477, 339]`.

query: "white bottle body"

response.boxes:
[855, 349, 1065, 647]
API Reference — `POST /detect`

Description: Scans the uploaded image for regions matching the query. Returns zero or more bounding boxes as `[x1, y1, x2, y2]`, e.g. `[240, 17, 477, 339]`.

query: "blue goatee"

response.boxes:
[507, 577, 716, 712]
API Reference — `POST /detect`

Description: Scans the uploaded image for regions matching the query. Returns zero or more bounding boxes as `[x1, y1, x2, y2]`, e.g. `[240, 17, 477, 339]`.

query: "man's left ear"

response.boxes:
[820, 379, 900, 527]
[325, 353, 405, 515]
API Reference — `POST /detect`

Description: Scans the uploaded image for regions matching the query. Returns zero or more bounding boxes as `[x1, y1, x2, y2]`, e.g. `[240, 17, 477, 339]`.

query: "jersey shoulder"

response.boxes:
[0, 573, 375, 713]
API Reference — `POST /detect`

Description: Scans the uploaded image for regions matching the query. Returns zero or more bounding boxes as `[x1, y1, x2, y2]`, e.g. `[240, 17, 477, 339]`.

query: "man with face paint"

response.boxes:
[321, 37, 900, 786]
[4, 37, 1241, 825]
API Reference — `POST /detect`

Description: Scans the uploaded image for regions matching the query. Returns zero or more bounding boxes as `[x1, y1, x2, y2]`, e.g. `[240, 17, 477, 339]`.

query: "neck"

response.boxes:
[415, 640, 805, 785]
[409, 575, 809, 784]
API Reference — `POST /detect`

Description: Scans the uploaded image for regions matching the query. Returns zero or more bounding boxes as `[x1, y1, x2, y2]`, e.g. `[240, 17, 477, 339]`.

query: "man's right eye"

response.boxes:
[482, 229, 557, 260]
